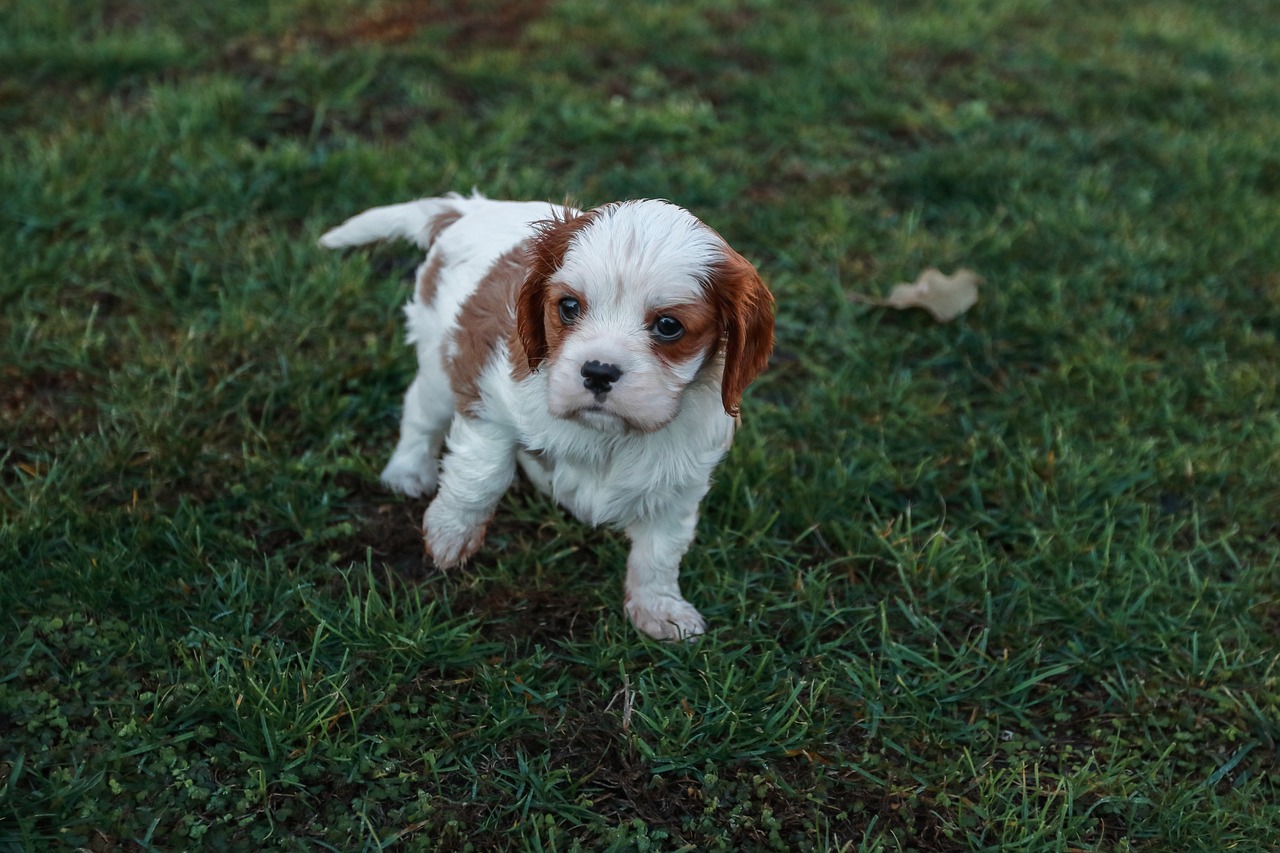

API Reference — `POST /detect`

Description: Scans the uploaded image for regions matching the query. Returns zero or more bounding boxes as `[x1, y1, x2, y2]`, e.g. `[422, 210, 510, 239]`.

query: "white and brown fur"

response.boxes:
[319, 192, 773, 639]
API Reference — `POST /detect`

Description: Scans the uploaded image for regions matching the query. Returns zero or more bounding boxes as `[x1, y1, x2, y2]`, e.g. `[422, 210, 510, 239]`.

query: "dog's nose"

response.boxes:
[581, 360, 623, 395]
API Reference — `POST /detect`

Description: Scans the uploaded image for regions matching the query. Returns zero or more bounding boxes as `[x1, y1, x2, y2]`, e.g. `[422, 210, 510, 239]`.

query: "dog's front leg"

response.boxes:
[623, 500, 707, 641]
[423, 416, 516, 568]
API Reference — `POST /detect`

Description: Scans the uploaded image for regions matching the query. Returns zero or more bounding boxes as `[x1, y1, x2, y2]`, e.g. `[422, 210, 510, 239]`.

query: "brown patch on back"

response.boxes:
[424, 209, 463, 247]
[415, 209, 464, 306]
[447, 247, 528, 414]
[416, 253, 446, 306]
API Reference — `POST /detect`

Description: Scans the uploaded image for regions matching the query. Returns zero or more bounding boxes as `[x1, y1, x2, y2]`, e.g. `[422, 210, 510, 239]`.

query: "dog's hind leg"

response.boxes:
[380, 366, 454, 498]
[380, 296, 455, 497]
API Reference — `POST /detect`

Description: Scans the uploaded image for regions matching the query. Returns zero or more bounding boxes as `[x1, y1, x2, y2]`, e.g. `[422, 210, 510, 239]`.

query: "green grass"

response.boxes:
[3, 0, 1279, 849]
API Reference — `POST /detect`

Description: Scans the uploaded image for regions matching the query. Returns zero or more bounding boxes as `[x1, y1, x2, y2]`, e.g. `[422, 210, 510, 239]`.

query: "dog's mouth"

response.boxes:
[571, 405, 632, 433]
[563, 401, 673, 436]
[546, 377, 679, 434]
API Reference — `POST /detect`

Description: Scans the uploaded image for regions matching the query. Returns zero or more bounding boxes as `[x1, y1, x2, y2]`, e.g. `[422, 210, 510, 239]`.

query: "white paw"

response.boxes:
[423, 499, 487, 569]
[625, 592, 707, 641]
[380, 453, 438, 498]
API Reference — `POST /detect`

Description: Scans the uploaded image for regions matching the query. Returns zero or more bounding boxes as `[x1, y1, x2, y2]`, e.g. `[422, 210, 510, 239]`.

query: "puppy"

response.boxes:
[319, 192, 774, 639]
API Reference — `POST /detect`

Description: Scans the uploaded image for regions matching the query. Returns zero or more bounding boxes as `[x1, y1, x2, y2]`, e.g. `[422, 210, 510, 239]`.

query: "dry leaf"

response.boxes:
[853, 268, 982, 323]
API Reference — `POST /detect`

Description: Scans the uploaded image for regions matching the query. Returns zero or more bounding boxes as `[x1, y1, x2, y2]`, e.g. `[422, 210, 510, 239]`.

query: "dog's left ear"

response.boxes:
[515, 208, 592, 374]
[709, 246, 775, 417]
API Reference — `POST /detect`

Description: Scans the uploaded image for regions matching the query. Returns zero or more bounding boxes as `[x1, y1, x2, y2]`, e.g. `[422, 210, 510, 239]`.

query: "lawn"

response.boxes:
[3, 0, 1279, 849]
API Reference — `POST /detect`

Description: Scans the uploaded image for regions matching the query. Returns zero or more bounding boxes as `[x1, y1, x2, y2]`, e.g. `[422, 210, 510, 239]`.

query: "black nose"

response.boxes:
[581, 360, 623, 395]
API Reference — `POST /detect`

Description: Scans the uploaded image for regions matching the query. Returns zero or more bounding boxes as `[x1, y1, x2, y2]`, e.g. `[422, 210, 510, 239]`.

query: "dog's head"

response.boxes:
[514, 200, 774, 434]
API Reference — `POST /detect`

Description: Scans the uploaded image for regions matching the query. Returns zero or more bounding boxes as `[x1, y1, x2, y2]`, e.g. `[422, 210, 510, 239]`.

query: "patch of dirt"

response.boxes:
[212, 0, 555, 144]
[318, 0, 551, 50]
[318, 474, 431, 576]
[98, 0, 150, 30]
[0, 367, 98, 456]
[471, 583, 599, 646]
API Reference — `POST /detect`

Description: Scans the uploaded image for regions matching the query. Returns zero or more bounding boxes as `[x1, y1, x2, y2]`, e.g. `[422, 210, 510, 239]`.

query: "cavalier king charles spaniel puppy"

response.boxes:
[319, 192, 774, 639]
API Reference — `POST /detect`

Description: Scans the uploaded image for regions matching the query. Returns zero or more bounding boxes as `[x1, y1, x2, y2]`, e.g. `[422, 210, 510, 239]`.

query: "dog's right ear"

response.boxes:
[514, 207, 592, 375]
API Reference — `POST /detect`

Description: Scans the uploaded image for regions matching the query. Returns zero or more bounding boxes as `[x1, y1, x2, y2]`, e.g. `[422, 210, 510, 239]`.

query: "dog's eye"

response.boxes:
[558, 297, 581, 324]
[650, 315, 685, 342]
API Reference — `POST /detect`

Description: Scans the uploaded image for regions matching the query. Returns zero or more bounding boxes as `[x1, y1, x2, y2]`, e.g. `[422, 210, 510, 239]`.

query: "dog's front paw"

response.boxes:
[423, 500, 487, 569]
[625, 592, 706, 641]
[381, 452, 438, 498]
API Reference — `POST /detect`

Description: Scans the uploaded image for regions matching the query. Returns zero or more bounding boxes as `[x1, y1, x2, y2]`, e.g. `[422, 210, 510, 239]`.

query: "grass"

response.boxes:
[2, 0, 1279, 849]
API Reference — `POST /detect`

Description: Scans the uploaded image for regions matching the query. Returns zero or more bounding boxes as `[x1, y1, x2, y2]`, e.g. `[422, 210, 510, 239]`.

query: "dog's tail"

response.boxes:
[317, 190, 482, 251]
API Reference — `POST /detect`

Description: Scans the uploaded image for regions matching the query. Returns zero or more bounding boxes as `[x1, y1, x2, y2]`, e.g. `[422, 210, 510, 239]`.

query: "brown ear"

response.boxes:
[514, 207, 592, 374]
[709, 245, 775, 416]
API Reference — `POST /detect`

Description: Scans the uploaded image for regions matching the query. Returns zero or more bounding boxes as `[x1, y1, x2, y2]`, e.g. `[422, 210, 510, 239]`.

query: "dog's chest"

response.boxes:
[520, 437, 721, 528]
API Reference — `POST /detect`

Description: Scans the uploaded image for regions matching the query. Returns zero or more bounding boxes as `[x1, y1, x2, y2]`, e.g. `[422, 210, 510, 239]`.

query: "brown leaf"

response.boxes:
[853, 267, 981, 323]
